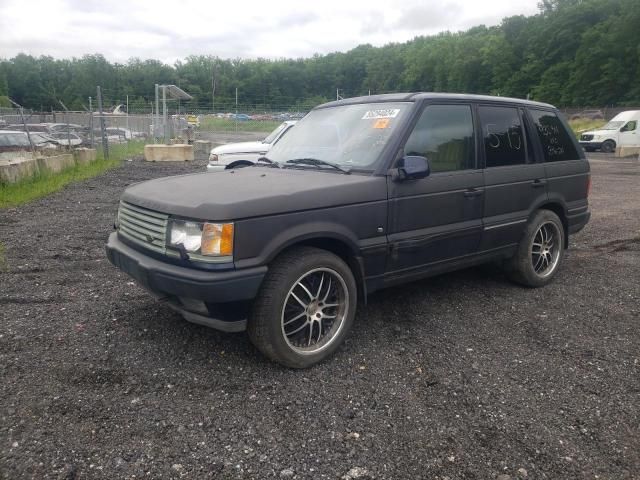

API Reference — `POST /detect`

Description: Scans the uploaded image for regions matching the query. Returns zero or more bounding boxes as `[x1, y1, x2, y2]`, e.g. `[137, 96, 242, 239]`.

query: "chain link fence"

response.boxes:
[0, 105, 309, 150]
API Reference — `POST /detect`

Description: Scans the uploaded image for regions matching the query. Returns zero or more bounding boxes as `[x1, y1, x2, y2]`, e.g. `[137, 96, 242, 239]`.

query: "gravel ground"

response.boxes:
[1, 154, 639, 480]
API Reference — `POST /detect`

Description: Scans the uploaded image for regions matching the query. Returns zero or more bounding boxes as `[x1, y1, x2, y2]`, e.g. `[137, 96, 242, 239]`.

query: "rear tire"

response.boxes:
[601, 140, 616, 154]
[507, 210, 565, 288]
[248, 247, 357, 368]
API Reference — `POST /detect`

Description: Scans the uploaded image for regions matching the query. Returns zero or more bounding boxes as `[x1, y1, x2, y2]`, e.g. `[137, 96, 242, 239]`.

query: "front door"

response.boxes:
[386, 103, 484, 279]
[619, 119, 639, 147]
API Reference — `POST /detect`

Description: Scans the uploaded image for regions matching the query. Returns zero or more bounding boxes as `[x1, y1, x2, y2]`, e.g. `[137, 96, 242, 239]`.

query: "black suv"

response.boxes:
[107, 93, 590, 368]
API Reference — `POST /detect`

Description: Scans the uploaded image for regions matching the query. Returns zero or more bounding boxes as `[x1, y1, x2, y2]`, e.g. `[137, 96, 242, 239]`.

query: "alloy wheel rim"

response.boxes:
[530, 221, 561, 278]
[280, 268, 349, 355]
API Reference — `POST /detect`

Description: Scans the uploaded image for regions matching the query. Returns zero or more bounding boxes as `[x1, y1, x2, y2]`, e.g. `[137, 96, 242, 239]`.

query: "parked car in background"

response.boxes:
[50, 132, 83, 147]
[95, 129, 127, 144]
[106, 127, 133, 140]
[108, 93, 590, 367]
[29, 132, 61, 151]
[0, 130, 32, 152]
[207, 121, 297, 171]
[5, 123, 51, 133]
[579, 110, 640, 153]
[47, 123, 84, 133]
[234, 114, 250, 122]
[570, 109, 605, 121]
[187, 115, 200, 127]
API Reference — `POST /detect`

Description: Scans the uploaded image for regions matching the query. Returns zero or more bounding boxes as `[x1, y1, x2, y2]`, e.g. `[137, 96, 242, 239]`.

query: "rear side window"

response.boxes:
[478, 106, 526, 167]
[403, 104, 475, 172]
[529, 109, 580, 162]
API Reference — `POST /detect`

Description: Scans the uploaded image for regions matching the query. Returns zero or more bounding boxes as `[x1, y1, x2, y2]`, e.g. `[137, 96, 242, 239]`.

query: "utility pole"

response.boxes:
[97, 86, 109, 159]
[211, 63, 216, 113]
[126, 94, 129, 133]
[89, 96, 95, 148]
[154, 83, 159, 144]
[163, 85, 168, 144]
[235, 87, 238, 132]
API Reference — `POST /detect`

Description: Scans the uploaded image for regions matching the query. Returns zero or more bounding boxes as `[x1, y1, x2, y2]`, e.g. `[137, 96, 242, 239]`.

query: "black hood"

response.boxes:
[121, 167, 387, 221]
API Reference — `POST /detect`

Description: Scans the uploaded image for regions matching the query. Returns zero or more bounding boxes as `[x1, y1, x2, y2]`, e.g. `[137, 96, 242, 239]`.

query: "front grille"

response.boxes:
[117, 201, 168, 254]
[581, 134, 594, 141]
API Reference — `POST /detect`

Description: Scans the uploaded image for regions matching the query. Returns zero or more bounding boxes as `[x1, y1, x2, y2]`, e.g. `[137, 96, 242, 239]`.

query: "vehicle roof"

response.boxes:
[316, 92, 555, 110]
[610, 110, 640, 120]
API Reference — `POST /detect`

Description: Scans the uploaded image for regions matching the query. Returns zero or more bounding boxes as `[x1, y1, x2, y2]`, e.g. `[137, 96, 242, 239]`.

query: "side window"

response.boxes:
[403, 104, 475, 172]
[621, 121, 637, 132]
[478, 106, 526, 167]
[529, 109, 580, 162]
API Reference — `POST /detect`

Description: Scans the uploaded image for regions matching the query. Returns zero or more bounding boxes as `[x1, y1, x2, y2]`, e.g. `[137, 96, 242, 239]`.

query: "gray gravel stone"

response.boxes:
[0, 154, 638, 479]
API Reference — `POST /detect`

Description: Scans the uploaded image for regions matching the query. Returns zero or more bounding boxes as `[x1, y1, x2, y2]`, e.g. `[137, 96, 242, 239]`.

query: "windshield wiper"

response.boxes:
[256, 156, 280, 168]
[285, 158, 351, 174]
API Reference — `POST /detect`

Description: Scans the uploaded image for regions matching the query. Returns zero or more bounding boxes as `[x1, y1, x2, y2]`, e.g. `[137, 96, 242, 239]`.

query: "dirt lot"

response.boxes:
[1, 154, 639, 479]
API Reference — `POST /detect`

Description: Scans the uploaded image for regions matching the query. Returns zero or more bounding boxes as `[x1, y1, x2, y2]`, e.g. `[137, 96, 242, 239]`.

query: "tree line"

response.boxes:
[1, 0, 638, 112]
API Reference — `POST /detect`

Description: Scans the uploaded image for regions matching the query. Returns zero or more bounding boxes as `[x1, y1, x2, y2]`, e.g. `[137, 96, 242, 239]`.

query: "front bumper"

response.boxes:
[106, 232, 267, 331]
[579, 141, 603, 150]
[206, 163, 226, 172]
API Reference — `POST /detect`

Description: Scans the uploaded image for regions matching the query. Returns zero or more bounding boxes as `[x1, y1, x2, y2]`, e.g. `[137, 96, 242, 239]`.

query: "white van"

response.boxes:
[579, 110, 640, 153]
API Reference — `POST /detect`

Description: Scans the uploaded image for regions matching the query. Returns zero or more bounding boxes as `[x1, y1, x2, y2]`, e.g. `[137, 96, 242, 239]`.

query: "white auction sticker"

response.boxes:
[361, 109, 400, 120]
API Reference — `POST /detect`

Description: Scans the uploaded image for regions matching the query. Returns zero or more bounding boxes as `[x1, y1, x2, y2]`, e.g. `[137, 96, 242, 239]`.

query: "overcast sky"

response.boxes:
[0, 0, 540, 64]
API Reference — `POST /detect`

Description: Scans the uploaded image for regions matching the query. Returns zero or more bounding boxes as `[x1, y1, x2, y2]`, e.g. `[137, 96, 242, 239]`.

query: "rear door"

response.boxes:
[479, 105, 547, 251]
[528, 108, 589, 222]
[386, 103, 484, 278]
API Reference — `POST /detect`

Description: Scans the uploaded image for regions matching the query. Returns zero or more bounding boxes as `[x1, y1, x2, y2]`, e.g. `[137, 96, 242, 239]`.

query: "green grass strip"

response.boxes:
[0, 141, 145, 209]
[198, 117, 280, 133]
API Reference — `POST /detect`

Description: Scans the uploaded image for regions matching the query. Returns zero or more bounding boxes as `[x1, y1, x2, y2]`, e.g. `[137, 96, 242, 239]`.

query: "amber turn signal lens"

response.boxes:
[200, 222, 234, 256]
[220, 223, 234, 256]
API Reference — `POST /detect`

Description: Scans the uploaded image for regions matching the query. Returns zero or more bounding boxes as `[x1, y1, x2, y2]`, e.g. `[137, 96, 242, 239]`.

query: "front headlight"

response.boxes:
[593, 135, 601, 140]
[168, 219, 234, 259]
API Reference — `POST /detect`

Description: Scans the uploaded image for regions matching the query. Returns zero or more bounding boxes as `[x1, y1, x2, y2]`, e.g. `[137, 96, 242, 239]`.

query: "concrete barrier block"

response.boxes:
[144, 144, 194, 162]
[74, 148, 97, 165]
[193, 140, 212, 160]
[37, 154, 75, 174]
[0, 150, 34, 164]
[616, 146, 640, 158]
[0, 157, 40, 184]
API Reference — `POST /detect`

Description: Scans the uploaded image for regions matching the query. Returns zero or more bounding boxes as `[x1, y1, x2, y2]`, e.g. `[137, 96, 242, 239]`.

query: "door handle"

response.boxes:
[531, 179, 547, 188]
[464, 189, 483, 198]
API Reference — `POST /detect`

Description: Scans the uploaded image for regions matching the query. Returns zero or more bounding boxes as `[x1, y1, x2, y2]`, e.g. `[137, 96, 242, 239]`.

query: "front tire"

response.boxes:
[601, 140, 616, 154]
[248, 247, 357, 368]
[507, 210, 565, 288]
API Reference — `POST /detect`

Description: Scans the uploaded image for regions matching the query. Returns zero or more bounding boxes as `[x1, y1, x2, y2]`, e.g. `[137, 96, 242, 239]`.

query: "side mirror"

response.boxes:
[395, 155, 430, 181]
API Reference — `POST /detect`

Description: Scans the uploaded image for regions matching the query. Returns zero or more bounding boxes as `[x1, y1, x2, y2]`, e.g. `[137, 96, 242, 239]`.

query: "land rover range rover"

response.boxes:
[106, 93, 590, 368]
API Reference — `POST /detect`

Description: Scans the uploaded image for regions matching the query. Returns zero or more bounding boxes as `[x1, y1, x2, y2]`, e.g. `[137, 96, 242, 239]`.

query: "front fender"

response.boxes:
[235, 220, 361, 270]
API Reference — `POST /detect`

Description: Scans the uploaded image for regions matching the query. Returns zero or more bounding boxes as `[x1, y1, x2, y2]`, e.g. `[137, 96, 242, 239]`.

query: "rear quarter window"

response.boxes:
[529, 110, 580, 162]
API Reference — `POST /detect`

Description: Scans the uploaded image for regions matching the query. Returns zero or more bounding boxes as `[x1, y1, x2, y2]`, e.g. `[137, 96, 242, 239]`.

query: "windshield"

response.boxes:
[263, 122, 288, 144]
[267, 102, 410, 171]
[602, 121, 624, 130]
